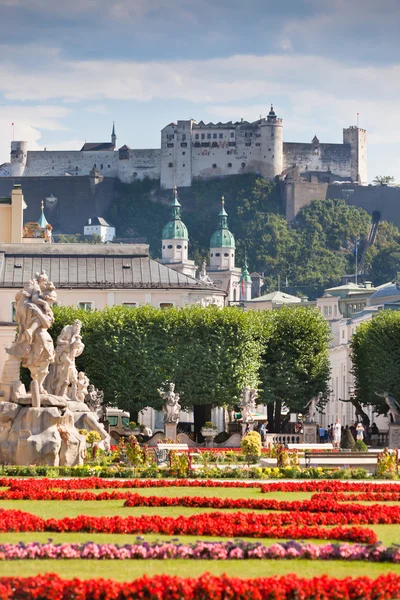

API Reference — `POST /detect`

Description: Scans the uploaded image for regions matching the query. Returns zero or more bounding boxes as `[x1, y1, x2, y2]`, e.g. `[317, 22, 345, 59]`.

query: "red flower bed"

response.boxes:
[0, 508, 376, 542]
[1, 572, 400, 599]
[313, 492, 400, 502]
[261, 481, 400, 493]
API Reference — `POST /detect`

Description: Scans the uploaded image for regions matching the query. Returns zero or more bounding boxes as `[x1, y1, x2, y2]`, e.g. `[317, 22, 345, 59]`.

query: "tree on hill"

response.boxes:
[373, 175, 395, 186]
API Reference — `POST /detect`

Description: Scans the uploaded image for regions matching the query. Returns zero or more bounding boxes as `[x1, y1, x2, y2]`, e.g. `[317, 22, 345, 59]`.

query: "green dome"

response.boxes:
[210, 229, 235, 248]
[162, 219, 188, 240]
[210, 198, 235, 248]
[162, 189, 188, 240]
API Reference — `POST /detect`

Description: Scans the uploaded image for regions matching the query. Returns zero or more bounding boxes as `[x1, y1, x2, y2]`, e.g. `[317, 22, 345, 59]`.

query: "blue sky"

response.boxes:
[0, 0, 399, 182]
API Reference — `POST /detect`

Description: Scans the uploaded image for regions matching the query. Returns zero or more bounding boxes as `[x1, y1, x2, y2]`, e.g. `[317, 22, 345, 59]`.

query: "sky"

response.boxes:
[0, 0, 399, 182]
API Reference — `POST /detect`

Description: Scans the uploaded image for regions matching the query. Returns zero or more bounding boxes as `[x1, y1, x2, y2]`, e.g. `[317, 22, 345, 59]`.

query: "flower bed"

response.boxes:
[1, 573, 400, 599]
[261, 481, 400, 493]
[0, 509, 376, 542]
[0, 540, 399, 562]
[313, 492, 400, 502]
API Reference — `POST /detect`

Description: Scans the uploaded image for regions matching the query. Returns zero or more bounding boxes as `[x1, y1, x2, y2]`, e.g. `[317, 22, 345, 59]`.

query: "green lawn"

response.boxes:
[0, 483, 399, 581]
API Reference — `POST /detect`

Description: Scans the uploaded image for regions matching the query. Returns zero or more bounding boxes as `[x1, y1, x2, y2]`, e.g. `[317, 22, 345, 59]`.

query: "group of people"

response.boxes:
[318, 420, 379, 447]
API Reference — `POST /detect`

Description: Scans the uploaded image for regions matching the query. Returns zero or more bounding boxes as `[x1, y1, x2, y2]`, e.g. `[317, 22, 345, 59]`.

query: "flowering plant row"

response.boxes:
[1, 573, 400, 599]
[312, 492, 400, 502]
[1, 539, 399, 562]
[0, 508, 376, 542]
[261, 481, 400, 493]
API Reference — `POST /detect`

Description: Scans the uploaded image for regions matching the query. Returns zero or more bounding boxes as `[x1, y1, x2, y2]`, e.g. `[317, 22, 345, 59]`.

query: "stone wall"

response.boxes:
[0, 176, 116, 234]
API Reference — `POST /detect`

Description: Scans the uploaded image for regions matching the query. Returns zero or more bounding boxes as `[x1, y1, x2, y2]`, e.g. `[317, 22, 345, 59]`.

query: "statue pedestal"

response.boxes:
[388, 424, 400, 449]
[303, 423, 317, 444]
[164, 422, 177, 441]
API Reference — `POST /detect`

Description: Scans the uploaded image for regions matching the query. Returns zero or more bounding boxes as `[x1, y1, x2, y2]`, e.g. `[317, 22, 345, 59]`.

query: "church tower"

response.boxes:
[159, 186, 197, 278]
[207, 197, 241, 303]
[239, 256, 252, 301]
[111, 122, 117, 148]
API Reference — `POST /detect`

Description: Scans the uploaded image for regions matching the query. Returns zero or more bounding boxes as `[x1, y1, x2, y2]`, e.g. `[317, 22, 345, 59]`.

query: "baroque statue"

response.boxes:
[239, 385, 258, 423]
[158, 383, 181, 424]
[383, 393, 400, 425]
[305, 393, 322, 424]
[7, 270, 57, 393]
[46, 320, 84, 398]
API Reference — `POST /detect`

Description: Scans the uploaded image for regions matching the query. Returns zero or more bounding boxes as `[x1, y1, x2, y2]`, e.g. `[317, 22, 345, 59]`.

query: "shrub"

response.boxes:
[241, 431, 262, 460]
[341, 427, 356, 450]
[355, 439, 368, 452]
[376, 448, 398, 479]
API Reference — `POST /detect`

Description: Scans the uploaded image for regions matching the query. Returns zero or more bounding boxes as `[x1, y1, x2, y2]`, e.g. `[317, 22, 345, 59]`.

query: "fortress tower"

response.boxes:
[111, 122, 117, 148]
[343, 126, 367, 184]
[260, 105, 283, 179]
[10, 141, 28, 176]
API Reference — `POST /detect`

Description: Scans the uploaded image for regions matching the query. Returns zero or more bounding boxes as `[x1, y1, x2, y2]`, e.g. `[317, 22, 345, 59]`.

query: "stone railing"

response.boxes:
[265, 433, 302, 446]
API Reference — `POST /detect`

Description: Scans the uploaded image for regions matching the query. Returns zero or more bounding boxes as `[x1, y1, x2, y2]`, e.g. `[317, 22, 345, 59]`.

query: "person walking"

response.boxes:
[333, 418, 341, 449]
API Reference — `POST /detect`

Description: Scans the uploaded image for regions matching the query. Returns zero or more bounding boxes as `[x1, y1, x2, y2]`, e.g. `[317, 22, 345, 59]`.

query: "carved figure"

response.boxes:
[239, 386, 257, 423]
[7, 271, 57, 393]
[85, 384, 105, 419]
[46, 320, 84, 398]
[158, 383, 181, 423]
[76, 371, 90, 403]
[305, 393, 322, 423]
[198, 261, 213, 285]
[384, 393, 400, 424]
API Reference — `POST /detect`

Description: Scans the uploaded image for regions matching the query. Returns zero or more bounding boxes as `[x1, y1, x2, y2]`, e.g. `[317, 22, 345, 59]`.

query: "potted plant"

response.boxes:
[201, 421, 218, 438]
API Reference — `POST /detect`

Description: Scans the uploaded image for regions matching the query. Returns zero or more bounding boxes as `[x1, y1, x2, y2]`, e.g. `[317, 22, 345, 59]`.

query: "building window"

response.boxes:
[211, 142, 218, 147]
[201, 133, 205, 140]
[224, 252, 229, 257]
[230, 132, 234, 138]
[341, 329, 345, 338]
[212, 163, 217, 168]
[123, 303, 137, 308]
[100, 164, 103, 169]
[194, 142, 200, 147]
[162, 245, 165, 249]
[182, 151, 186, 155]
[201, 142, 210, 147]
[216, 252, 220, 257]
[241, 162, 246, 168]
[167, 143, 174, 148]
[177, 244, 182, 249]
[180, 142, 187, 148]
[78, 302, 92, 311]
[182, 134, 186, 141]
[213, 133, 217, 139]
[168, 162, 173, 168]
[168, 244, 173, 249]
[183, 163, 185, 167]
[245, 142, 251, 147]
[207, 133, 211, 139]
[167, 134, 174, 140]
[210, 253, 213, 257]
[228, 142, 236, 147]
[219, 133, 223, 139]
[160, 303, 173, 309]
[195, 134, 199, 140]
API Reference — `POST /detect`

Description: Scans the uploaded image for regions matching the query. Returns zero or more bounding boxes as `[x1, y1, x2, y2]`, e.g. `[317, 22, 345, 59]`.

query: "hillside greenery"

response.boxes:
[108, 175, 400, 298]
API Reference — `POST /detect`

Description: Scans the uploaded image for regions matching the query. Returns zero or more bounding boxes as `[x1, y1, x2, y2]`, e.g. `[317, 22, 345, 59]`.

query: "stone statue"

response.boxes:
[384, 393, 400, 424]
[198, 261, 213, 285]
[305, 393, 322, 423]
[7, 270, 57, 394]
[239, 386, 257, 423]
[75, 371, 90, 403]
[158, 383, 181, 423]
[85, 384, 105, 419]
[46, 320, 84, 398]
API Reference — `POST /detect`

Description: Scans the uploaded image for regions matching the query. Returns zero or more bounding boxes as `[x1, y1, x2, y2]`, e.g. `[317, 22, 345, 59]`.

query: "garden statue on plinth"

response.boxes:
[158, 383, 181, 440]
[239, 386, 257, 436]
[45, 328, 110, 452]
[0, 271, 87, 466]
[303, 393, 322, 444]
[382, 393, 400, 449]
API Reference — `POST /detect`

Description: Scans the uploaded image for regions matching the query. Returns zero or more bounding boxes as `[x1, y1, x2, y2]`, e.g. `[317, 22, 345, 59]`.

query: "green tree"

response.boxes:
[351, 310, 400, 420]
[255, 306, 331, 432]
[373, 175, 395, 186]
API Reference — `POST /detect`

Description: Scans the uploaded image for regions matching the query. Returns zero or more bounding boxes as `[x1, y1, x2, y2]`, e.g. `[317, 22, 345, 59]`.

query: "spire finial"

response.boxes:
[222, 195, 225, 205]
[41, 199, 44, 211]
[173, 184, 178, 198]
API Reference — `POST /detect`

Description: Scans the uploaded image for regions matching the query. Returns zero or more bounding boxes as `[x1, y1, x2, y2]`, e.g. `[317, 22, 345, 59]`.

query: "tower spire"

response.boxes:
[111, 121, 117, 147]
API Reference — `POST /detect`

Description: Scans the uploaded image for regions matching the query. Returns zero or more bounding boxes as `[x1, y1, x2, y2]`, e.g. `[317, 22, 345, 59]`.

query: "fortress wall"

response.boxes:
[191, 142, 263, 180]
[24, 151, 119, 177]
[282, 180, 328, 221]
[283, 143, 352, 178]
[0, 176, 115, 234]
[118, 149, 161, 183]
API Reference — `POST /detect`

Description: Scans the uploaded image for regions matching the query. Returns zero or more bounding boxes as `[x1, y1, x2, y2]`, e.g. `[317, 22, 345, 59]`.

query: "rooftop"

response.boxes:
[80, 142, 115, 152]
[246, 291, 301, 304]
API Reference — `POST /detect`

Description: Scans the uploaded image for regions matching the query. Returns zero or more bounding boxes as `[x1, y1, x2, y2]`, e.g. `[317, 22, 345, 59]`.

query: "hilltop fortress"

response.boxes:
[1, 107, 367, 188]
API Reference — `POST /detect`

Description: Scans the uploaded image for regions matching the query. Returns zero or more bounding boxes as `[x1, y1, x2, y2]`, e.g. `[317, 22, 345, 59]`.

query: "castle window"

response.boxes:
[94, 164, 96, 168]
[182, 134, 186, 141]
[181, 142, 187, 147]
[201, 133, 205, 139]
[108, 164, 110, 168]
[195, 134, 199, 140]
[224, 253, 229, 257]
[241, 162, 246, 168]
[167, 134, 174, 140]
[245, 142, 251, 147]
[183, 163, 185, 167]
[194, 142, 200, 148]
[227, 163, 232, 167]
[168, 162, 173, 168]
[100, 164, 103, 169]
[182, 151, 186, 155]
[212, 163, 217, 168]
[211, 142, 218, 148]
[228, 142, 236, 147]
[167, 143, 174, 148]
[219, 133, 223, 138]
[211, 253, 213, 257]
[202, 142, 210, 147]
[255, 143, 260, 146]
[177, 244, 182, 249]
[76, 167, 78, 170]
[207, 133, 211, 139]
[168, 245, 173, 249]
[213, 133, 217, 139]
[230, 132, 234, 138]
[216, 253, 220, 257]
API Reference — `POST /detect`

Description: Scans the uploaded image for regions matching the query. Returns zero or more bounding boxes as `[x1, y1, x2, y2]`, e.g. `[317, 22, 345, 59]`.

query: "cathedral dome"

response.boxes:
[162, 189, 188, 240]
[210, 199, 235, 248]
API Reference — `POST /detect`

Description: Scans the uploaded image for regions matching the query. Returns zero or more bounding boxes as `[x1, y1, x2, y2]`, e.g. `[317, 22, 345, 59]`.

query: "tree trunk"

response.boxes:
[194, 404, 212, 441]
[267, 403, 274, 433]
